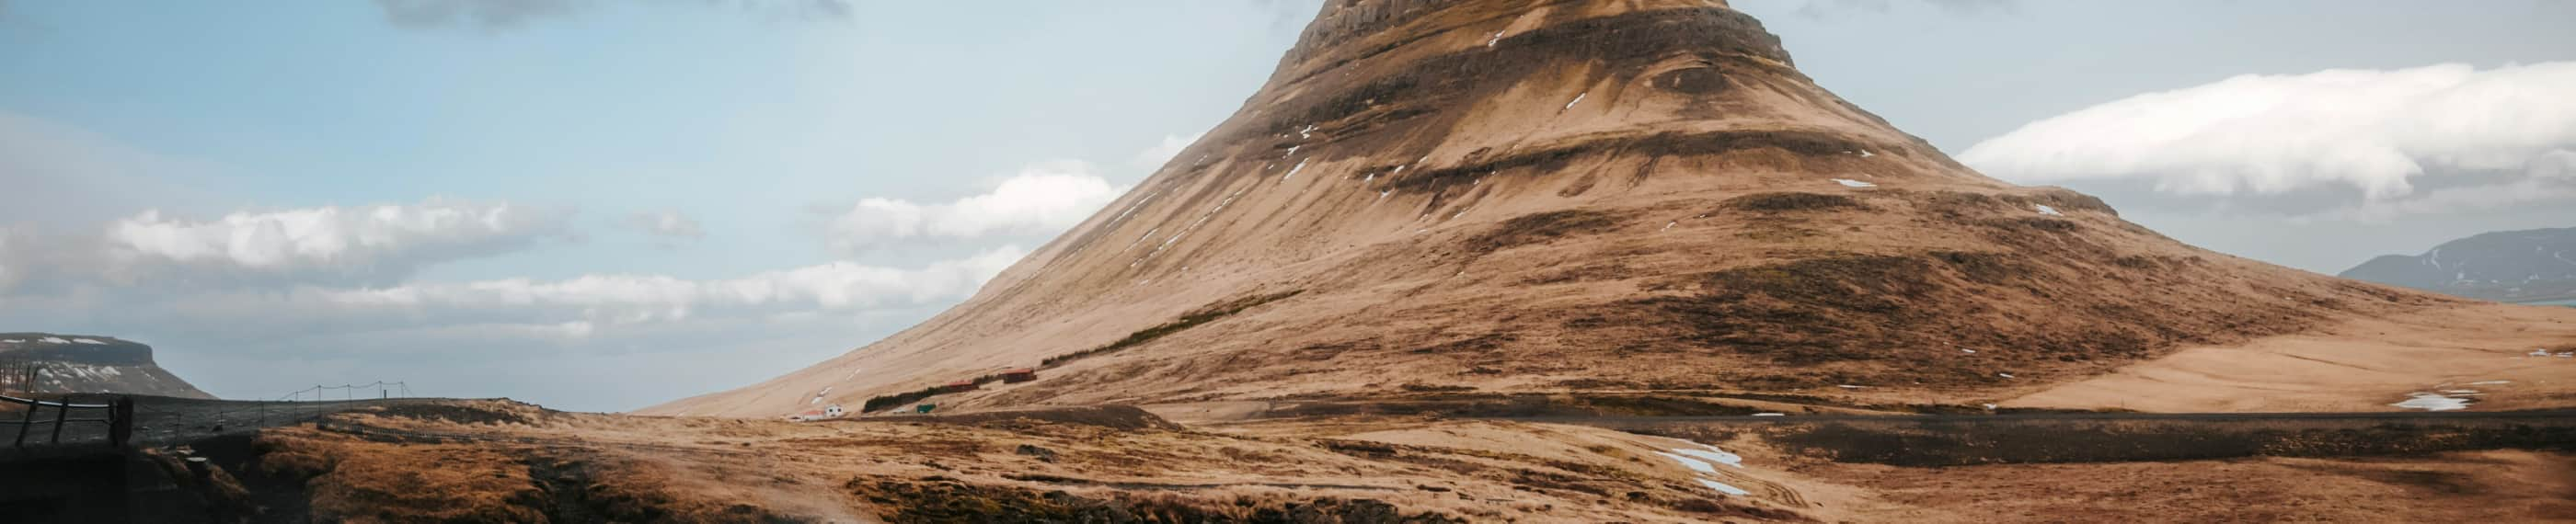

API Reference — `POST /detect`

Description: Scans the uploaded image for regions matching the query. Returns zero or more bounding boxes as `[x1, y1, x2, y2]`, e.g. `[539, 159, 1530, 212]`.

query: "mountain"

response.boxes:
[0, 333, 214, 399]
[2340, 226, 2576, 302]
[644, 0, 2547, 418]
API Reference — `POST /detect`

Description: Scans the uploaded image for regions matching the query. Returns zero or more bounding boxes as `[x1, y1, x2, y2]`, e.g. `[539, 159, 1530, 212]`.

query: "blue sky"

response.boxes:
[4, 0, 2571, 411]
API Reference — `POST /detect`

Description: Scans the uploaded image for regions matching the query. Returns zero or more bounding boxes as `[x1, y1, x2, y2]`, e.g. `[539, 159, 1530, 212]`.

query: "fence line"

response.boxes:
[2, 393, 132, 449]
[276, 382, 413, 402]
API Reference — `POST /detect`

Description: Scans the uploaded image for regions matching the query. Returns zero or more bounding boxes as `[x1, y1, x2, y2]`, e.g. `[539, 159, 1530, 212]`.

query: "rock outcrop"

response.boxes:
[0, 333, 214, 398]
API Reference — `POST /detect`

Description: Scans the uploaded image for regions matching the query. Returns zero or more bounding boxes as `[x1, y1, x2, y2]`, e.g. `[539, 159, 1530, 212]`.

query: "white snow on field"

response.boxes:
[1299, 124, 1316, 139]
[2439, 389, 2480, 394]
[1653, 451, 1717, 473]
[1833, 178, 1876, 188]
[1282, 159, 1307, 182]
[1119, 227, 1160, 254]
[1836, 384, 1864, 389]
[1662, 222, 1676, 232]
[1379, 190, 1392, 200]
[1285, 145, 1300, 157]
[1997, 372, 2015, 379]
[1109, 191, 1159, 224]
[1859, 150, 1875, 158]
[1673, 447, 1744, 468]
[2468, 381, 2512, 385]
[2, 339, 20, 343]
[2035, 204, 2063, 216]
[40, 336, 69, 344]
[1961, 348, 1977, 354]
[72, 338, 106, 345]
[1564, 92, 1586, 109]
[2391, 393, 2470, 411]
[1363, 173, 1375, 182]
[1753, 413, 1785, 416]
[1487, 30, 1504, 47]
[1696, 478, 1752, 496]
[2533, 349, 2553, 357]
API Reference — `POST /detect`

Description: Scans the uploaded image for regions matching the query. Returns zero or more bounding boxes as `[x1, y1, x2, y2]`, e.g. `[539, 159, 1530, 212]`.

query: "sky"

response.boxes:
[3, 0, 2570, 412]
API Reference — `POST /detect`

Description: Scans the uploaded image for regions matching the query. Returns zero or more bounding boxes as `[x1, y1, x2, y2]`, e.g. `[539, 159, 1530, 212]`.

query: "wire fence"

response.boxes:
[276, 382, 413, 402]
[2, 393, 131, 450]
[2, 381, 420, 450]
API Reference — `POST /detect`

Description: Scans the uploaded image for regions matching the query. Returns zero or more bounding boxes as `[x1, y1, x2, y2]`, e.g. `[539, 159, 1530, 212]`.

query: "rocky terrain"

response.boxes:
[2343, 226, 2576, 302]
[126, 400, 2576, 523]
[645, 0, 2569, 420]
[0, 333, 213, 399]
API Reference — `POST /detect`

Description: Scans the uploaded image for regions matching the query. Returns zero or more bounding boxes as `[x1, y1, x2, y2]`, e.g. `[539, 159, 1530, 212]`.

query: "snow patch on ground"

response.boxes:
[40, 336, 70, 344]
[1486, 30, 1504, 47]
[1696, 478, 1752, 496]
[1753, 413, 1785, 416]
[1282, 160, 1307, 182]
[1833, 178, 1876, 188]
[2468, 381, 2512, 385]
[1653, 451, 1717, 473]
[1673, 448, 1744, 469]
[2391, 393, 2470, 411]
[1563, 92, 1586, 109]
[2035, 204, 2063, 216]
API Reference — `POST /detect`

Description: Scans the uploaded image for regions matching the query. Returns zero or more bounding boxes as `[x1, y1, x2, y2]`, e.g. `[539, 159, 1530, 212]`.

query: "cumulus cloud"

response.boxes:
[95, 199, 573, 288]
[372, 0, 850, 31]
[14, 245, 1024, 346]
[1131, 132, 1205, 170]
[1961, 62, 2576, 221]
[824, 161, 1125, 255]
[622, 210, 706, 247]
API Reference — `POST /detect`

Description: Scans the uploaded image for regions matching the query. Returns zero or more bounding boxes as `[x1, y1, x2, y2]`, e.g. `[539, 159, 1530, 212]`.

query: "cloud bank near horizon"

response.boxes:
[823, 160, 1127, 256]
[1961, 62, 2576, 222]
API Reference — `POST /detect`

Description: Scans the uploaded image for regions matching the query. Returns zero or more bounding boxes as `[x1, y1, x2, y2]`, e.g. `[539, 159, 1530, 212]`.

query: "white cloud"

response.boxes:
[321, 245, 1022, 325]
[1961, 62, 2576, 207]
[98, 199, 572, 287]
[6, 245, 1023, 346]
[825, 160, 1124, 254]
[623, 210, 706, 246]
[1132, 132, 1204, 169]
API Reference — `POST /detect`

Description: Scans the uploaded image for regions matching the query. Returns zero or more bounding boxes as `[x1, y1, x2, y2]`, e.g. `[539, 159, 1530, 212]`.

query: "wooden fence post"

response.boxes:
[10, 398, 33, 448]
[109, 396, 134, 448]
[49, 399, 69, 445]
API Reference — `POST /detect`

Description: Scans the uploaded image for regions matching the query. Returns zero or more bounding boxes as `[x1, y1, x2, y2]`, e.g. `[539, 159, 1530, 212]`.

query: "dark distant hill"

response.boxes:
[2340, 227, 2576, 302]
[0, 333, 215, 398]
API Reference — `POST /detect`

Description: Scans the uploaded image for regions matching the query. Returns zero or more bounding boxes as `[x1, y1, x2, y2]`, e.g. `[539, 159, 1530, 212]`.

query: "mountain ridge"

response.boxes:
[0, 332, 215, 399]
[2340, 226, 2576, 302]
[642, 0, 2558, 418]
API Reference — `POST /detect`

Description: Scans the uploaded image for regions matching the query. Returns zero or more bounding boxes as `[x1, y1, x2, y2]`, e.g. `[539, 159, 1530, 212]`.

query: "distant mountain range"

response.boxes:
[2340, 227, 2576, 302]
[0, 333, 214, 398]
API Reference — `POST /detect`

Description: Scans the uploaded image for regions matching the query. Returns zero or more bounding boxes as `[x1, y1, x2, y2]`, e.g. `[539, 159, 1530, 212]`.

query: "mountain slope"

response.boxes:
[644, 0, 2520, 418]
[2340, 226, 2576, 302]
[0, 333, 215, 398]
